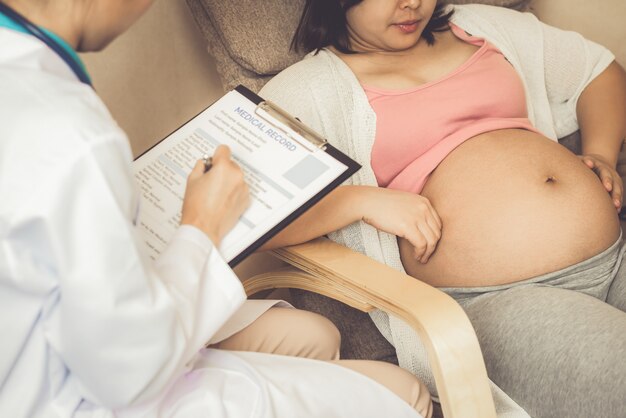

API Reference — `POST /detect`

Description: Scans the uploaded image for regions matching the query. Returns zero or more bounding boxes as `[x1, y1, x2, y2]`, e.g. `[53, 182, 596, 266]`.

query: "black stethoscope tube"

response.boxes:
[0, 1, 92, 86]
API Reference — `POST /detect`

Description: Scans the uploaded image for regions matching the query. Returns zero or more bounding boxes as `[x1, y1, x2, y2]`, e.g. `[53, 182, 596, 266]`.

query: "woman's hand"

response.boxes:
[580, 153, 623, 210]
[361, 188, 442, 263]
[181, 145, 250, 246]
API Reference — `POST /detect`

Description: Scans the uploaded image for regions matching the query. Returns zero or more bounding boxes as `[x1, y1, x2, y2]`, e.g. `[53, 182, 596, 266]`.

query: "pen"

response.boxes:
[202, 154, 213, 173]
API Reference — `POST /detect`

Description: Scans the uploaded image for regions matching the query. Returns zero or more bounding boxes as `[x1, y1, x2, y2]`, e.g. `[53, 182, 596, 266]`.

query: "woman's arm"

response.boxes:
[577, 61, 626, 209]
[262, 185, 443, 263]
[259, 58, 440, 260]
[261, 185, 368, 249]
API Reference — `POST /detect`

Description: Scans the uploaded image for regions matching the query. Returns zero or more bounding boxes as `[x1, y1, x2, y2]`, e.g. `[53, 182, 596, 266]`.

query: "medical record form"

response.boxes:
[133, 85, 360, 267]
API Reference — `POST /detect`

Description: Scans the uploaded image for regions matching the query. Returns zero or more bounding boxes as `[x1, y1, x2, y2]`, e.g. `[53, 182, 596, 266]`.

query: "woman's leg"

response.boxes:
[463, 285, 626, 418]
[214, 307, 340, 360]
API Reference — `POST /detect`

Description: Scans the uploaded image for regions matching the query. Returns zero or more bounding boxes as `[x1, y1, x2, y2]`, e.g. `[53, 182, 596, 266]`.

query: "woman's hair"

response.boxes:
[292, 0, 454, 54]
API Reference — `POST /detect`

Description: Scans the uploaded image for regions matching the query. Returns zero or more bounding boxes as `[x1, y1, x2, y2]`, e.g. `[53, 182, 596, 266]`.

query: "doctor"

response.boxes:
[0, 0, 433, 417]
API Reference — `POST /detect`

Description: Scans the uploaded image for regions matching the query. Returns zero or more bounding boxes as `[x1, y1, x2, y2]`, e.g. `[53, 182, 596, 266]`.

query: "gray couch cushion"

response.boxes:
[290, 289, 399, 363]
[188, 0, 306, 77]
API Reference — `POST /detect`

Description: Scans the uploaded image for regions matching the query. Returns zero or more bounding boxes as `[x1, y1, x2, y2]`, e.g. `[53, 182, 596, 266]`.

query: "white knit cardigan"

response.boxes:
[260, 4, 615, 416]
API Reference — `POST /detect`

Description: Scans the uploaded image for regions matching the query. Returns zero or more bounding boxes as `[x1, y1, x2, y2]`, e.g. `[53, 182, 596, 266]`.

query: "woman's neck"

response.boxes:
[2, 0, 83, 48]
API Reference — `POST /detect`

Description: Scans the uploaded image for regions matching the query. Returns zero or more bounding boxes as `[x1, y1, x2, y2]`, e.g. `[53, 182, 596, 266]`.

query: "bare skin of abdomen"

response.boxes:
[399, 129, 621, 288]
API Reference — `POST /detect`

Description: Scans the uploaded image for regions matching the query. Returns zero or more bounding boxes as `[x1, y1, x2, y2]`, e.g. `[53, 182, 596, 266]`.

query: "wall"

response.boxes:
[81, 0, 224, 157]
[532, 0, 626, 67]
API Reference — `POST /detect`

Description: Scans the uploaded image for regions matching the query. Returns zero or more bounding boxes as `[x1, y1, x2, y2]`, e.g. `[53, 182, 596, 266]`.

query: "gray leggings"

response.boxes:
[440, 236, 626, 418]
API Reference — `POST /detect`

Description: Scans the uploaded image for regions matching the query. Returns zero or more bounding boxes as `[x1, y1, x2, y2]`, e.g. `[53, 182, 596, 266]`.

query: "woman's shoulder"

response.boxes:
[451, 3, 528, 16]
[449, 3, 541, 49]
[259, 49, 364, 135]
[261, 50, 337, 95]
[450, 3, 538, 27]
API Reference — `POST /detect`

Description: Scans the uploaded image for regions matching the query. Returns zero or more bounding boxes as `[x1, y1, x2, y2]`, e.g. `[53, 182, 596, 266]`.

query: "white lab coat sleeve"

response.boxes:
[37, 132, 247, 408]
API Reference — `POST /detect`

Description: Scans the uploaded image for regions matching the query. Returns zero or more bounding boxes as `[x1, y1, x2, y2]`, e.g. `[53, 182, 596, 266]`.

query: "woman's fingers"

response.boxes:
[581, 156, 595, 169]
[427, 201, 442, 230]
[410, 233, 428, 262]
[423, 222, 441, 263]
[426, 215, 442, 241]
[409, 217, 441, 263]
[597, 166, 614, 191]
[594, 163, 622, 207]
[612, 176, 623, 209]
[580, 155, 623, 208]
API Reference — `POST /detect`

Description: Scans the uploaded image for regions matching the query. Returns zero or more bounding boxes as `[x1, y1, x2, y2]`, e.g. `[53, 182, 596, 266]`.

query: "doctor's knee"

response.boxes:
[214, 307, 341, 361]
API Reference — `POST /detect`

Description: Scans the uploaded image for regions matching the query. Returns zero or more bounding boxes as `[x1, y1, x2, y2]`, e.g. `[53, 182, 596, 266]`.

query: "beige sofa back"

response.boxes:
[81, 1, 225, 157]
[533, 0, 626, 71]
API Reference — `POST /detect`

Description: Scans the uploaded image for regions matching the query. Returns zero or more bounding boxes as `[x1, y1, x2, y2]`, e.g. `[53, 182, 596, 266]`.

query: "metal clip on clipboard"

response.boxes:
[254, 100, 328, 153]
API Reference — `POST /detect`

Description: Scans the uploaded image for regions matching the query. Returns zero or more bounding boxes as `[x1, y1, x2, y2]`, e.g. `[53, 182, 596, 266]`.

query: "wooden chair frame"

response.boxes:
[244, 238, 497, 418]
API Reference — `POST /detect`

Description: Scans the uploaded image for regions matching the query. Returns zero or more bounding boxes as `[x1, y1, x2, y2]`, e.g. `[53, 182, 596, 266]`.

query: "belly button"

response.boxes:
[545, 176, 556, 184]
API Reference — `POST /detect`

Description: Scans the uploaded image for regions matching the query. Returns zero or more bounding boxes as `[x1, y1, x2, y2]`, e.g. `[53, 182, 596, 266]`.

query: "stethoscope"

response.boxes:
[0, 2, 92, 86]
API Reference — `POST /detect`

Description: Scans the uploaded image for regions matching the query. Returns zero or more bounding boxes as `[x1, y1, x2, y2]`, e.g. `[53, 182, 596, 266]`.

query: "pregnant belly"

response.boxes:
[399, 129, 621, 287]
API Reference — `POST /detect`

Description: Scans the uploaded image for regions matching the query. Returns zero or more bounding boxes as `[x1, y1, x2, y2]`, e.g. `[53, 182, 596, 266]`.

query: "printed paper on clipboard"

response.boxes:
[132, 85, 360, 267]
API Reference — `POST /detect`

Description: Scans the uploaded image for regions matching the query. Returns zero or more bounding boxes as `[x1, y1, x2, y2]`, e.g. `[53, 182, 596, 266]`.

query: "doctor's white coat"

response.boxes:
[0, 28, 420, 418]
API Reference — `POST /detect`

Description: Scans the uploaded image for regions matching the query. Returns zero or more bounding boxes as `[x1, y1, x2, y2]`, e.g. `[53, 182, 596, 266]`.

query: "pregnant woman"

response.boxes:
[260, 1, 626, 417]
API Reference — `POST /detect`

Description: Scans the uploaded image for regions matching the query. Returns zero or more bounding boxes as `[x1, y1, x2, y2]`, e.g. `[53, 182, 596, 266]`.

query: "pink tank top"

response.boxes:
[365, 24, 540, 193]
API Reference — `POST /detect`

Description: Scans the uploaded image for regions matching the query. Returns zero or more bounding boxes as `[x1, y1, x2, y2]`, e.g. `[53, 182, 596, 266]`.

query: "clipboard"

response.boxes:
[227, 85, 360, 266]
[133, 85, 361, 268]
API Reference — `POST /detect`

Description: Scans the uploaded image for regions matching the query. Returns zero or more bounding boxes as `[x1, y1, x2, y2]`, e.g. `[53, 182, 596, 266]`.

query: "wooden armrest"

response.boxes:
[243, 237, 496, 418]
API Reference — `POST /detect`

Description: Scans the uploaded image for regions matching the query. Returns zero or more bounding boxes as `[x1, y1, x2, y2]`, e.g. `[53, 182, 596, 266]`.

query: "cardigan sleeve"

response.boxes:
[540, 21, 615, 134]
[259, 58, 326, 133]
[451, 4, 616, 138]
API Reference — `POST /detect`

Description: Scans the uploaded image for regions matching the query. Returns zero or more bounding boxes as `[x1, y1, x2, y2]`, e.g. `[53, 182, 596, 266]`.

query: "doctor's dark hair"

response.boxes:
[291, 0, 454, 54]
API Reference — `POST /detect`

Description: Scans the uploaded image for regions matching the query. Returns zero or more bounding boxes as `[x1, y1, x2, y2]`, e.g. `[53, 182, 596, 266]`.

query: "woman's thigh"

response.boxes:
[464, 285, 626, 418]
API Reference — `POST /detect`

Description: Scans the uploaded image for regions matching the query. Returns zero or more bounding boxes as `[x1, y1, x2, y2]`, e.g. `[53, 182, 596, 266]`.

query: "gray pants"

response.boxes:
[441, 236, 626, 418]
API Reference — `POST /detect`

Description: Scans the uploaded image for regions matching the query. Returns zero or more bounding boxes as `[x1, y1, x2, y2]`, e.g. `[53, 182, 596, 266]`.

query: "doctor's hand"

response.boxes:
[361, 188, 442, 263]
[580, 153, 623, 210]
[181, 145, 250, 246]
